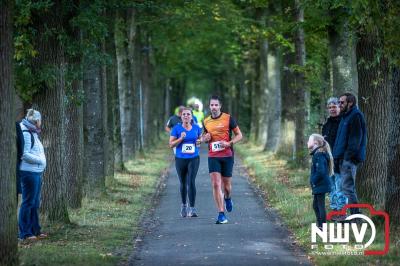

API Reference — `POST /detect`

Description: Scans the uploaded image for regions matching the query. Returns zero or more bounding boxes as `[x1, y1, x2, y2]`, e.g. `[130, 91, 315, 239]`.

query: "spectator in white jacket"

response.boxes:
[18, 109, 47, 240]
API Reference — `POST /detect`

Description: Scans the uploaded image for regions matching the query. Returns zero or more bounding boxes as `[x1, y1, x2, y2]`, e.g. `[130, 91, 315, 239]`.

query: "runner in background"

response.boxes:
[192, 103, 204, 128]
[165, 106, 184, 133]
[202, 95, 242, 224]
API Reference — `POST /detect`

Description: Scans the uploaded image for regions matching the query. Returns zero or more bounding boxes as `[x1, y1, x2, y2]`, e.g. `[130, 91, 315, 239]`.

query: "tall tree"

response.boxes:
[257, 8, 270, 145]
[327, 8, 358, 96]
[140, 28, 153, 146]
[0, 1, 18, 264]
[115, 10, 136, 161]
[264, 2, 282, 153]
[264, 46, 282, 152]
[83, 56, 107, 197]
[65, 80, 84, 208]
[105, 12, 117, 176]
[385, 67, 400, 220]
[128, 8, 142, 153]
[31, 0, 69, 222]
[101, 39, 110, 179]
[293, 0, 308, 166]
[278, 52, 296, 157]
[356, 30, 390, 209]
[64, 0, 83, 209]
[249, 58, 261, 142]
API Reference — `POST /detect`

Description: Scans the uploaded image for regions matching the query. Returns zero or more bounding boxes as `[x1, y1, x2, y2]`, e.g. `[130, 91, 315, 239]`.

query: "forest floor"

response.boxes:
[236, 141, 400, 266]
[129, 144, 311, 266]
[18, 140, 171, 266]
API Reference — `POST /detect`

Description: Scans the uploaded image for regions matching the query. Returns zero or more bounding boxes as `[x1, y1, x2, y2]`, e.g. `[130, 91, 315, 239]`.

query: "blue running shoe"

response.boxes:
[216, 212, 228, 224]
[181, 204, 187, 217]
[188, 207, 198, 217]
[225, 197, 233, 212]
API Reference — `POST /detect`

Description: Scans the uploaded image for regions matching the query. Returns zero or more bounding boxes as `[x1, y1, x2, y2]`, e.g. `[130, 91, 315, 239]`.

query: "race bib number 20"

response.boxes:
[182, 144, 195, 154]
[211, 141, 225, 152]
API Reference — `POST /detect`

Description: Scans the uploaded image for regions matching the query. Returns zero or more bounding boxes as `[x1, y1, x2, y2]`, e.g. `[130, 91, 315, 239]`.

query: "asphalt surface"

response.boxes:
[129, 145, 312, 266]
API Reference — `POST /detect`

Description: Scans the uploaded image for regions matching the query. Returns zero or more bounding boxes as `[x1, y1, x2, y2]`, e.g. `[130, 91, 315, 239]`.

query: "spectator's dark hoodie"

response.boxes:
[322, 115, 341, 151]
[333, 106, 367, 163]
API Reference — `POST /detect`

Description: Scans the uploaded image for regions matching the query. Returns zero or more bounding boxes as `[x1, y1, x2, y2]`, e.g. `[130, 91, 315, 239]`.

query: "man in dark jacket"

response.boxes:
[322, 97, 347, 214]
[333, 93, 367, 215]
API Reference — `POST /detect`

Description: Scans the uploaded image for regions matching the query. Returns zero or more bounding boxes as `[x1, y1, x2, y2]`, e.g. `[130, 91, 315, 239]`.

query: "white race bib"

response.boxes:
[182, 143, 195, 154]
[211, 141, 225, 152]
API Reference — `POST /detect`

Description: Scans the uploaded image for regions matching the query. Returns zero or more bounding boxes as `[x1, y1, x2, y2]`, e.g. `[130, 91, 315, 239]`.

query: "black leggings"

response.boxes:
[313, 193, 326, 228]
[175, 156, 200, 207]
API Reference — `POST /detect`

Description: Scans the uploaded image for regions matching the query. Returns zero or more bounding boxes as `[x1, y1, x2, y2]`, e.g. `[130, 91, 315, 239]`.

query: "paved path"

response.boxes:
[129, 146, 311, 266]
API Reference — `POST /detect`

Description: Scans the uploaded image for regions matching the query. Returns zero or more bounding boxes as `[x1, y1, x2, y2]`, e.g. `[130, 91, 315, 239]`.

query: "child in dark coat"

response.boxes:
[307, 133, 333, 229]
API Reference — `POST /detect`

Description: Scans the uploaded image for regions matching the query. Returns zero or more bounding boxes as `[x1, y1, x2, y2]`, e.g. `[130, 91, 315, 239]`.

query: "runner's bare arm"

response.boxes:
[200, 124, 211, 142]
[169, 132, 186, 148]
[224, 127, 242, 147]
[201, 133, 211, 142]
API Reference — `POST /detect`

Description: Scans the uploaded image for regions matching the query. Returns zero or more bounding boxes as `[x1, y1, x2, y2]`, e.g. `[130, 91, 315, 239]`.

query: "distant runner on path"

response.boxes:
[165, 106, 184, 133]
[202, 95, 242, 224]
[169, 107, 202, 218]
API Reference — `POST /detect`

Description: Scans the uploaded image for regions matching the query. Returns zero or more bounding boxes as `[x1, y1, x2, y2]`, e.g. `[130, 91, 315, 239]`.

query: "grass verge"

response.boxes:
[19, 140, 171, 266]
[236, 141, 399, 266]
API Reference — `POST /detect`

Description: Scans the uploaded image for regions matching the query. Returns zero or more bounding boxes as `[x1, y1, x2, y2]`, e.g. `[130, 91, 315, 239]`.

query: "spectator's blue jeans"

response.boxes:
[340, 160, 359, 214]
[18, 170, 42, 239]
[329, 173, 347, 210]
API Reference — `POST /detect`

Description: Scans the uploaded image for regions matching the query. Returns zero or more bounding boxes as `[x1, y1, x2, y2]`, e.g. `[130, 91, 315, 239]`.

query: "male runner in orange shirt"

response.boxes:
[202, 95, 243, 224]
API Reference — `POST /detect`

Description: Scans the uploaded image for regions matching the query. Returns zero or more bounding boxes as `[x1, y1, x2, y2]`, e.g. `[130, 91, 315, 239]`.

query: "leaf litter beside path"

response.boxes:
[19, 141, 171, 266]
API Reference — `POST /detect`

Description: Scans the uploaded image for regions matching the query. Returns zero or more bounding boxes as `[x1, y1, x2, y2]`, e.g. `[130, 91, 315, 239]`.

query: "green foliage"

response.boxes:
[150, 0, 247, 79]
[13, 0, 113, 102]
[304, 0, 400, 66]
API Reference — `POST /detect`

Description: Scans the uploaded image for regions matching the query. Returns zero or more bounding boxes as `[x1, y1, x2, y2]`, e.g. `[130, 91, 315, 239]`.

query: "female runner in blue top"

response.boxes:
[169, 107, 202, 217]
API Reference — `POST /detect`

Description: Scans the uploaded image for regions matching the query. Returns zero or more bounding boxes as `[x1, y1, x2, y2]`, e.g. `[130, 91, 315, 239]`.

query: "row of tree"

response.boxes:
[1, 1, 168, 264]
[1, 0, 400, 265]
[144, 0, 400, 227]
[155, 0, 400, 228]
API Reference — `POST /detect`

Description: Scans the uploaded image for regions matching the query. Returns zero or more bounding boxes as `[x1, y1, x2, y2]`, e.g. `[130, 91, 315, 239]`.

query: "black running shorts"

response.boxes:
[208, 157, 234, 177]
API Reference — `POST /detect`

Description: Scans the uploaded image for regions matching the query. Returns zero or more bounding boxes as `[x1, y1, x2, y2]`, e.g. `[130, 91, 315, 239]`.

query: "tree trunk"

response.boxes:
[113, 72, 124, 171]
[152, 68, 164, 140]
[238, 65, 252, 136]
[328, 16, 358, 96]
[257, 8, 269, 145]
[293, 0, 307, 166]
[106, 16, 117, 176]
[164, 78, 171, 122]
[280, 56, 296, 160]
[112, 14, 123, 171]
[385, 67, 400, 221]
[65, 80, 84, 209]
[265, 48, 282, 152]
[64, 1, 83, 208]
[83, 60, 106, 197]
[140, 29, 152, 146]
[101, 40, 110, 180]
[32, 0, 69, 222]
[250, 59, 260, 142]
[115, 10, 135, 161]
[356, 31, 389, 209]
[0, 1, 18, 264]
[127, 8, 141, 154]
